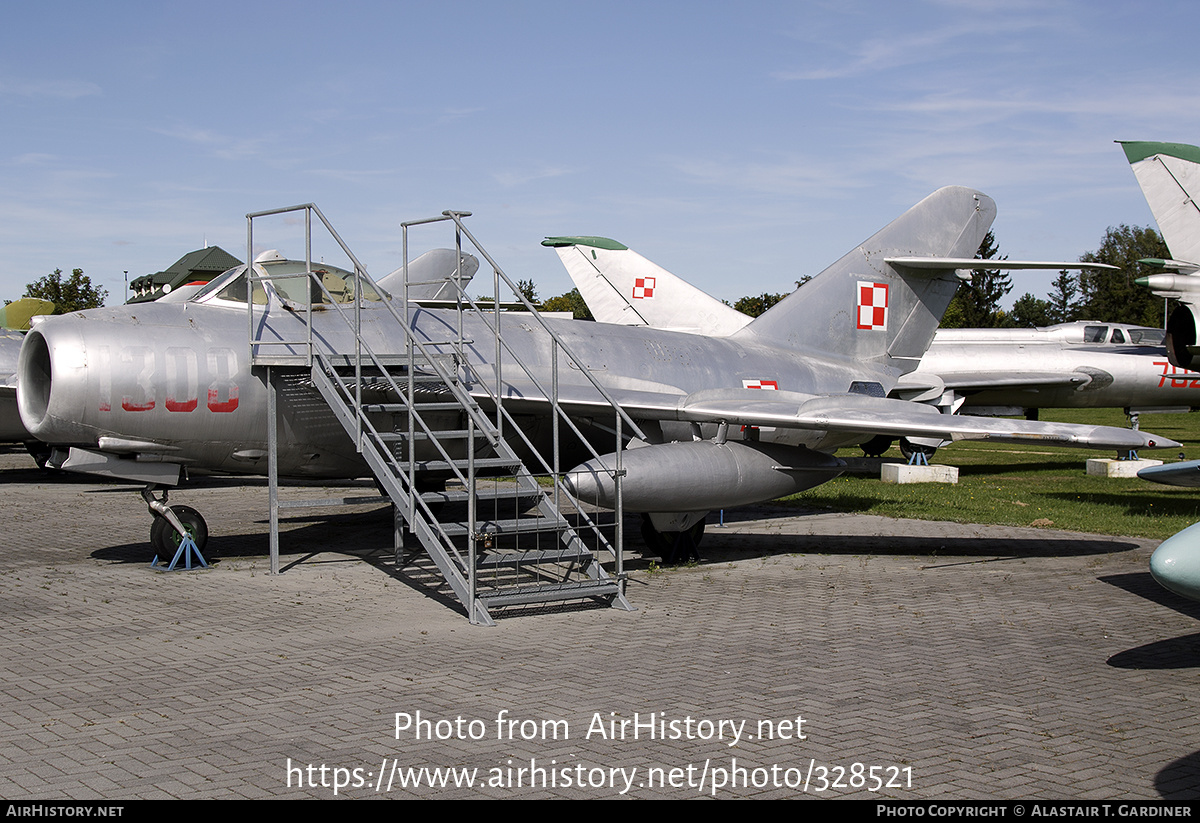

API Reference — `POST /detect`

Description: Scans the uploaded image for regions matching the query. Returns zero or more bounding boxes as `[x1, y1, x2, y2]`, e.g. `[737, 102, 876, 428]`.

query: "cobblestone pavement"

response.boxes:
[1, 447, 1198, 800]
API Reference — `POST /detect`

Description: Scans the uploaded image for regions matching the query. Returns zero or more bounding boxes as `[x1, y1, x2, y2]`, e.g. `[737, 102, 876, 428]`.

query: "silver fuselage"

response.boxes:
[17, 294, 890, 479]
[917, 322, 1199, 413]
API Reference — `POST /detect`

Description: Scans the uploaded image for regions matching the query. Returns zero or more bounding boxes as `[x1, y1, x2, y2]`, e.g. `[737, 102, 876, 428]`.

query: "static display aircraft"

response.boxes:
[0, 298, 56, 445]
[0, 298, 55, 331]
[1121, 140, 1200, 603]
[0, 330, 29, 442]
[546, 237, 1195, 428]
[0, 251, 477, 450]
[1120, 140, 1200, 370]
[1136, 461, 1200, 601]
[17, 188, 1176, 563]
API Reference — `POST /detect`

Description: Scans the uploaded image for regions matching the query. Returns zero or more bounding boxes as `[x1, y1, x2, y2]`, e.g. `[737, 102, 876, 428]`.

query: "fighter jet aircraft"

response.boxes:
[1120, 140, 1200, 370]
[1119, 141, 1200, 603]
[546, 237, 1193, 428]
[1135, 460, 1200, 601]
[16, 189, 1177, 620]
[0, 329, 29, 442]
[0, 299, 56, 446]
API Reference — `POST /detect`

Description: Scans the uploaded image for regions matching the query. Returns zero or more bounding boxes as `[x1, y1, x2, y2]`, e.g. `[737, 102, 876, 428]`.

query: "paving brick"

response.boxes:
[1, 448, 1198, 799]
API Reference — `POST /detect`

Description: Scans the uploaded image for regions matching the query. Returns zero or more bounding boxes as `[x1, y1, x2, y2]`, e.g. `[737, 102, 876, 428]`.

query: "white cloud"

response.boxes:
[0, 78, 101, 99]
[151, 125, 270, 161]
[491, 166, 575, 187]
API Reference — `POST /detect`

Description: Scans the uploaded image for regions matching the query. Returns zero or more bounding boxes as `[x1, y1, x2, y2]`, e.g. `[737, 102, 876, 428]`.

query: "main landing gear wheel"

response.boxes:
[641, 515, 705, 565]
[898, 438, 937, 462]
[150, 505, 209, 556]
[860, 435, 893, 458]
[24, 441, 53, 470]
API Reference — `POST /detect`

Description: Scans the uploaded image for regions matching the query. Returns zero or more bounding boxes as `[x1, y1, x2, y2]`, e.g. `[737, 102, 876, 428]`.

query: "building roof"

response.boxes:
[128, 246, 242, 303]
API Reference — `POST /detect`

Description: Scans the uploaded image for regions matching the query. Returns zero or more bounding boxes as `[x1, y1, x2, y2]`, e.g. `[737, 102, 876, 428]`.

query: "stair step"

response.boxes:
[412, 457, 521, 472]
[375, 429, 489, 443]
[421, 487, 542, 505]
[478, 580, 620, 608]
[439, 517, 570, 538]
[476, 547, 593, 567]
[402, 401, 474, 412]
[338, 374, 449, 389]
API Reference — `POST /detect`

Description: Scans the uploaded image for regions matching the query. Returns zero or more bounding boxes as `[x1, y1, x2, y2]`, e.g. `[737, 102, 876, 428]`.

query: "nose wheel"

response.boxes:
[150, 505, 209, 555]
[141, 486, 210, 567]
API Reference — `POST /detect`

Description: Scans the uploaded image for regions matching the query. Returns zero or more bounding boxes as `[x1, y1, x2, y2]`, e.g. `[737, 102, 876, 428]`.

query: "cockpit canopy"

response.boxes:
[190, 252, 385, 307]
[1080, 324, 1165, 345]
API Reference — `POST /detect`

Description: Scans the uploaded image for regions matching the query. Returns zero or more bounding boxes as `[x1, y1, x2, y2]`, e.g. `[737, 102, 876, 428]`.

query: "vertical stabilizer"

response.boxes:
[542, 236, 752, 335]
[1120, 141, 1200, 267]
[734, 186, 995, 372]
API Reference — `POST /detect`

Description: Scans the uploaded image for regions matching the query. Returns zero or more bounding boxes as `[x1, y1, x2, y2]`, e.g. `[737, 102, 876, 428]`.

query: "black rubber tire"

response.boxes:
[898, 438, 937, 462]
[150, 505, 209, 556]
[860, 435, 893, 458]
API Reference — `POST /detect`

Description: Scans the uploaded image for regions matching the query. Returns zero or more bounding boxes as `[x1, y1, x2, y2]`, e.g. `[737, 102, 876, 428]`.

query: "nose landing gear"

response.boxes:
[142, 486, 210, 569]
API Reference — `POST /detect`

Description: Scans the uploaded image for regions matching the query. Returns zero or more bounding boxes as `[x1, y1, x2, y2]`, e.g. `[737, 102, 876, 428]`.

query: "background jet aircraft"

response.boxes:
[1090, 143, 1200, 607]
[0, 298, 55, 331]
[1120, 140, 1200, 370]
[1136, 460, 1200, 602]
[16, 188, 1175, 599]
[0, 299, 55, 445]
[546, 237, 1193, 425]
[0, 330, 30, 442]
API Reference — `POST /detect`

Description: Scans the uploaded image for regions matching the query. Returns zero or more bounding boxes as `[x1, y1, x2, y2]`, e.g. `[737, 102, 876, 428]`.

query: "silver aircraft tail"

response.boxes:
[1120, 141, 1200, 368]
[1120, 141, 1200, 270]
[541, 236, 752, 335]
[734, 186, 994, 373]
[376, 248, 480, 303]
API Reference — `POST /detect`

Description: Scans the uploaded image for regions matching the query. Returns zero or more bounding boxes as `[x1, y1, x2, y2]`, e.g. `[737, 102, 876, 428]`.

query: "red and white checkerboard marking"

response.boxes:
[632, 277, 656, 299]
[856, 281, 888, 330]
[742, 380, 778, 390]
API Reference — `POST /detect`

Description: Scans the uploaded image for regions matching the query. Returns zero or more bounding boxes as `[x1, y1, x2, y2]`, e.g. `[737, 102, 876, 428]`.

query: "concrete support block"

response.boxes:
[1085, 458, 1163, 478]
[881, 463, 959, 484]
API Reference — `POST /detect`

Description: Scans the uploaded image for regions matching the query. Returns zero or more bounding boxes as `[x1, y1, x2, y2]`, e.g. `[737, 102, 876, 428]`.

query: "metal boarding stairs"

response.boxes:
[246, 204, 642, 625]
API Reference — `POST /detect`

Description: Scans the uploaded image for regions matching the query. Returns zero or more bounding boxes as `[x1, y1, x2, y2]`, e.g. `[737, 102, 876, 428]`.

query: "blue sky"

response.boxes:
[3, 0, 1200, 308]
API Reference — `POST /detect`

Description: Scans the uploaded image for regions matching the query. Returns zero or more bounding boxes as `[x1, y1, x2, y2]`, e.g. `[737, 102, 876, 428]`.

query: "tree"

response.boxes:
[733, 292, 787, 318]
[541, 288, 594, 320]
[1005, 292, 1053, 328]
[1077, 224, 1169, 326]
[1047, 270, 1080, 324]
[24, 268, 108, 313]
[940, 231, 1011, 328]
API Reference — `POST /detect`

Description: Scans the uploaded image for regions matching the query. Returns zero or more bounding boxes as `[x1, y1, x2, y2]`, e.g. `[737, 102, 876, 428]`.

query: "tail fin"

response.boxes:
[1121, 141, 1200, 368]
[377, 248, 480, 302]
[1120, 141, 1200, 268]
[541, 236, 751, 335]
[733, 186, 995, 372]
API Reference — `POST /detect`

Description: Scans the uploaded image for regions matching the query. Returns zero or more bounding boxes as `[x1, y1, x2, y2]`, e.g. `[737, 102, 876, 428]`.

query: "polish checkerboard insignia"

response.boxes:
[742, 380, 779, 390]
[856, 281, 888, 330]
[632, 277, 656, 299]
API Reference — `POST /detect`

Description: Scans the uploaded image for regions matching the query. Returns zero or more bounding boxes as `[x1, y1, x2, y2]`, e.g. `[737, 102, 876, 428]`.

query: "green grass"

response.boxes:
[781, 408, 1200, 540]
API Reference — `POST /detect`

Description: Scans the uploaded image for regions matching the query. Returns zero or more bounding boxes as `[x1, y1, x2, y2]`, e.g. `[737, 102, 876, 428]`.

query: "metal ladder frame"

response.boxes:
[244, 204, 644, 624]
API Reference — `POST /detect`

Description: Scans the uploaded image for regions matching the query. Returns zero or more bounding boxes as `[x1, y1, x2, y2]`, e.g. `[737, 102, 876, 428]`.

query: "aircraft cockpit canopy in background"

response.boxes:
[932, 321, 1166, 348]
[1079, 324, 1165, 346]
[190, 251, 385, 308]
